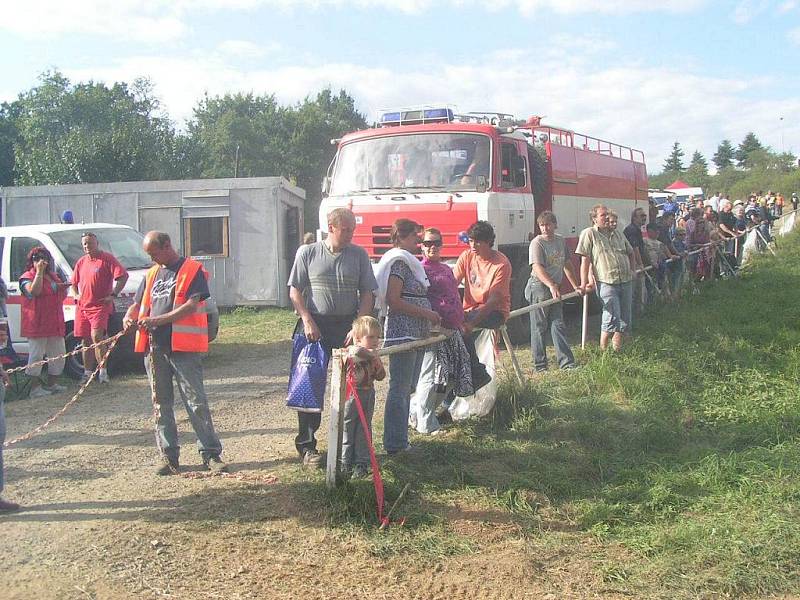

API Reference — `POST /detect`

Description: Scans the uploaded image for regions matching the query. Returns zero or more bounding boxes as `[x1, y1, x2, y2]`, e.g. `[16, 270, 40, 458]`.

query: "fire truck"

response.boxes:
[319, 106, 648, 342]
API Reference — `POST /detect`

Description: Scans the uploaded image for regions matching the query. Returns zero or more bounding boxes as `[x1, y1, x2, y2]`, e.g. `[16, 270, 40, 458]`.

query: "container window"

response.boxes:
[184, 216, 229, 257]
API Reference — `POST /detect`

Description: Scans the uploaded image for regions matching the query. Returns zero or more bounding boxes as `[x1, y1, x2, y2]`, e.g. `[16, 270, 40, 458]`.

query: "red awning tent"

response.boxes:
[665, 180, 690, 190]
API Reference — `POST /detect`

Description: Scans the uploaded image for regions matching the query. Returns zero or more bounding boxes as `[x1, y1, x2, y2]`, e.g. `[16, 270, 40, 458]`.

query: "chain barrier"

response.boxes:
[145, 332, 277, 484]
[3, 323, 133, 448]
[4, 330, 127, 375]
[5, 324, 278, 484]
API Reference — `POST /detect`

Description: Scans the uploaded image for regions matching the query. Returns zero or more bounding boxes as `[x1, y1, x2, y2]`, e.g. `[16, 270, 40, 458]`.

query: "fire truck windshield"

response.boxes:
[330, 132, 490, 195]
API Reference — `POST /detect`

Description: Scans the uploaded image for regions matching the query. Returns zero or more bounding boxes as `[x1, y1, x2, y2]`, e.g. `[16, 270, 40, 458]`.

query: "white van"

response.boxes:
[0, 223, 218, 378]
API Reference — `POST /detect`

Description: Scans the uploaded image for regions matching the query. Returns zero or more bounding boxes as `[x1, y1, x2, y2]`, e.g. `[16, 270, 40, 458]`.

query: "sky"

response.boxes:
[2, 0, 799, 174]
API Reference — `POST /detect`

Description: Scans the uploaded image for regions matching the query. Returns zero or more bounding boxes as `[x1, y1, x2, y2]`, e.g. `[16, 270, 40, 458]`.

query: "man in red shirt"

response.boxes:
[71, 232, 129, 383]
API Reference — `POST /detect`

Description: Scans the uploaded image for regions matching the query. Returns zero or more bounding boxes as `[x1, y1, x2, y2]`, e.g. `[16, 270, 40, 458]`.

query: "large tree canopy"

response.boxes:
[11, 71, 178, 185]
[186, 88, 366, 228]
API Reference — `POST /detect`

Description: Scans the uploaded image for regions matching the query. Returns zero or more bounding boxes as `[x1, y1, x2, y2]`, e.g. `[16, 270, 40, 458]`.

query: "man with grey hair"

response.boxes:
[288, 208, 377, 467]
[123, 231, 225, 475]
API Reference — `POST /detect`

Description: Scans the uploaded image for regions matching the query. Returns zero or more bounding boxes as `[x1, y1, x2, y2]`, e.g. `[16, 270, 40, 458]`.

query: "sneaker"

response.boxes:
[302, 449, 323, 468]
[156, 458, 180, 476]
[79, 372, 92, 385]
[99, 371, 110, 384]
[29, 386, 52, 399]
[44, 383, 68, 393]
[203, 455, 229, 473]
[0, 498, 21, 513]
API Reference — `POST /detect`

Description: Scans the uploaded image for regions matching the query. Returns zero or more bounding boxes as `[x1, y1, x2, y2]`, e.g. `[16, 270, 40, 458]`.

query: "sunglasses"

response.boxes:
[421, 240, 443, 248]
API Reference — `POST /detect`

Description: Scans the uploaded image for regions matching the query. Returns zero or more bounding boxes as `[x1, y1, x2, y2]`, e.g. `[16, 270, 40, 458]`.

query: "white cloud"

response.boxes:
[216, 40, 279, 60]
[731, 0, 769, 24]
[1, 0, 708, 44]
[1, 1, 188, 43]
[789, 26, 800, 44]
[64, 49, 800, 171]
[778, 0, 797, 12]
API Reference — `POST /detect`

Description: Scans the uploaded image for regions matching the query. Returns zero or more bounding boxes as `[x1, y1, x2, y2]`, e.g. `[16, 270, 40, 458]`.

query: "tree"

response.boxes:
[188, 92, 291, 180]
[712, 139, 734, 170]
[0, 102, 20, 186]
[285, 89, 367, 228]
[735, 132, 764, 168]
[686, 150, 710, 189]
[662, 142, 685, 172]
[187, 88, 366, 229]
[12, 71, 180, 185]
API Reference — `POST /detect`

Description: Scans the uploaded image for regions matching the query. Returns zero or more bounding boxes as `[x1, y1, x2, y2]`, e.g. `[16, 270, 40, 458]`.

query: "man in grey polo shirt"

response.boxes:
[526, 211, 582, 371]
[288, 208, 377, 467]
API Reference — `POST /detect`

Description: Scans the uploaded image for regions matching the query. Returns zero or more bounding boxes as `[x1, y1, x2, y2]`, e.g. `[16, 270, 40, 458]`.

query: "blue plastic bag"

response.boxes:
[286, 334, 329, 413]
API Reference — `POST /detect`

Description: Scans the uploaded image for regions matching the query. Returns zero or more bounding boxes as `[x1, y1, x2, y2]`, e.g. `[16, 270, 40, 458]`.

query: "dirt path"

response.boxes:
[0, 339, 619, 600]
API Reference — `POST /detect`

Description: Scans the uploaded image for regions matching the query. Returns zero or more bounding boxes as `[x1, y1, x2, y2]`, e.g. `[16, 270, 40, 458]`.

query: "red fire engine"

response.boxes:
[320, 106, 648, 341]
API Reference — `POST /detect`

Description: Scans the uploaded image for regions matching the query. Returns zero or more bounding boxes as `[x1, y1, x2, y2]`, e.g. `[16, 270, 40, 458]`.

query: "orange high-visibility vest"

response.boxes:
[134, 258, 209, 353]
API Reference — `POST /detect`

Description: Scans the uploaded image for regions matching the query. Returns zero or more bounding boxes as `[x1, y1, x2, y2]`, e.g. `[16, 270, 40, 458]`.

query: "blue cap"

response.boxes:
[61, 210, 74, 224]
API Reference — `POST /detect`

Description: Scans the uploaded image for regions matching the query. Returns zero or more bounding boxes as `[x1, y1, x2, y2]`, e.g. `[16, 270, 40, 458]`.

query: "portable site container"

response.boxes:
[0, 177, 305, 307]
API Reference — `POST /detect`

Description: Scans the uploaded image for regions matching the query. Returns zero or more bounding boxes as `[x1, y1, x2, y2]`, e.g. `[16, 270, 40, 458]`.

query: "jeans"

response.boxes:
[0, 385, 5, 493]
[528, 282, 575, 370]
[384, 349, 424, 453]
[145, 349, 222, 461]
[292, 315, 353, 456]
[597, 281, 633, 333]
[408, 349, 442, 433]
[342, 387, 375, 469]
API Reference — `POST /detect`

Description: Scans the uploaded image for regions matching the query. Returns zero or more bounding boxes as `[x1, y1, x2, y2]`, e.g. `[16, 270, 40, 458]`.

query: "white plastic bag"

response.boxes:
[449, 328, 498, 420]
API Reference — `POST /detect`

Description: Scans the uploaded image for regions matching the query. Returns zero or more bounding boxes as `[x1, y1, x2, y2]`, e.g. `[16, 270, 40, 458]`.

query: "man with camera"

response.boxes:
[71, 232, 128, 384]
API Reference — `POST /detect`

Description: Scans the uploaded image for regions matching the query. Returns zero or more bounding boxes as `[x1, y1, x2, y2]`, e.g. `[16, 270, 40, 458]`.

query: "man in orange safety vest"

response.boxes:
[123, 231, 225, 476]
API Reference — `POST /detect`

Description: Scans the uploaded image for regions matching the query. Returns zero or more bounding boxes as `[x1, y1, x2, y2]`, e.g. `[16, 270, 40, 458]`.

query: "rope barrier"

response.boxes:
[145, 332, 277, 484]
[4, 329, 127, 375]
[3, 323, 133, 448]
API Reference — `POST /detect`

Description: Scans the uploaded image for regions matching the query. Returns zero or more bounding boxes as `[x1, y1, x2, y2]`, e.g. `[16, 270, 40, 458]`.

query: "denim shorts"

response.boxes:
[597, 281, 633, 333]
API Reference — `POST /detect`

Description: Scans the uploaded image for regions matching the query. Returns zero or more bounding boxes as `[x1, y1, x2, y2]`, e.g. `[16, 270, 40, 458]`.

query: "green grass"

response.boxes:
[216, 236, 800, 597]
[217, 306, 297, 345]
[309, 232, 800, 598]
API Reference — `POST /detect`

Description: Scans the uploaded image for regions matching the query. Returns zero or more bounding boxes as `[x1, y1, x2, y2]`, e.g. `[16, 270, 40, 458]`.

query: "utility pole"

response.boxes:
[780, 117, 784, 154]
[234, 144, 240, 178]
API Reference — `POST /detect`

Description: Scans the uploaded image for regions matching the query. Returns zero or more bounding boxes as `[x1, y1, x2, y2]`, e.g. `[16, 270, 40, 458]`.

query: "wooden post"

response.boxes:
[499, 325, 524, 385]
[325, 349, 347, 489]
[581, 291, 589, 350]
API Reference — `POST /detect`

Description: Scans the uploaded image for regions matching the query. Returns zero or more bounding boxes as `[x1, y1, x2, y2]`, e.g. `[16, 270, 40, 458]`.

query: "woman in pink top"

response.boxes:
[409, 228, 473, 434]
[19, 247, 70, 397]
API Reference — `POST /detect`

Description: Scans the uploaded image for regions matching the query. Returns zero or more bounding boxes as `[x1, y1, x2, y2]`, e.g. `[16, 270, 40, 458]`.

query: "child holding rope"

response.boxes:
[342, 316, 385, 479]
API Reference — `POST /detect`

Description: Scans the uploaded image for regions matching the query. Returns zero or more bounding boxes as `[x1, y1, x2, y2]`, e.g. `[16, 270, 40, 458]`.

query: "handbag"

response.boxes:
[286, 334, 329, 413]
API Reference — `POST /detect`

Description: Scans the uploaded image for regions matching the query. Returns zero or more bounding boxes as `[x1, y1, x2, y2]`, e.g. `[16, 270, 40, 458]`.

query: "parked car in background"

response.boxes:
[0, 223, 218, 378]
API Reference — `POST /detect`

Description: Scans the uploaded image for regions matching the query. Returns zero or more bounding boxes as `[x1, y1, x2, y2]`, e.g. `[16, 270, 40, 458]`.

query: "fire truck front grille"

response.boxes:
[371, 225, 391, 256]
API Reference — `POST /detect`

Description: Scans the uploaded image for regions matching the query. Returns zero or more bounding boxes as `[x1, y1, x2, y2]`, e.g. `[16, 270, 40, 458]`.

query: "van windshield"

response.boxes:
[49, 228, 154, 271]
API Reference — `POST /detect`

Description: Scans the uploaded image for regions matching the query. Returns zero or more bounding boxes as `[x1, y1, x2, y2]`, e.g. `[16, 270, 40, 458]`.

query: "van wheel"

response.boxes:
[64, 328, 85, 380]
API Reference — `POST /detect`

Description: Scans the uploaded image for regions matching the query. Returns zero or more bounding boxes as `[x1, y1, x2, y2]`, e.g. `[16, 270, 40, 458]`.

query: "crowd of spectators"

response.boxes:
[286, 198, 785, 479]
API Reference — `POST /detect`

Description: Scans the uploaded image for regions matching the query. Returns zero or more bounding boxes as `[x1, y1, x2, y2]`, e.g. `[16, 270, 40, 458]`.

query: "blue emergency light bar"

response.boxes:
[379, 106, 454, 126]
